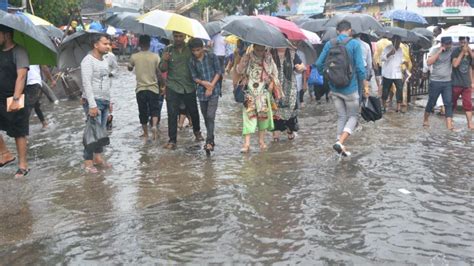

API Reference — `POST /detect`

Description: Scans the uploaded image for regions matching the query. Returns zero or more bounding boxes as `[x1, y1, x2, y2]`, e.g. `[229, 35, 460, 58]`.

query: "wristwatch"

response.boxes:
[13, 96, 20, 102]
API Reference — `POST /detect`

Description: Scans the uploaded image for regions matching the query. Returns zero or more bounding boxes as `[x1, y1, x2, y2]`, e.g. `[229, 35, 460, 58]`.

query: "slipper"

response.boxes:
[287, 131, 296, 140]
[14, 168, 30, 178]
[0, 157, 16, 168]
[84, 166, 99, 174]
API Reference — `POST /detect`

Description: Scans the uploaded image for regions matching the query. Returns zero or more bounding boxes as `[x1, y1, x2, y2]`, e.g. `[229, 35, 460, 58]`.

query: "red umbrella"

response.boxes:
[256, 15, 307, 41]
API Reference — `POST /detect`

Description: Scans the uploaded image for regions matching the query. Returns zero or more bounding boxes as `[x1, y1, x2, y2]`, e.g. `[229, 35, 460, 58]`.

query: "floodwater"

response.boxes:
[0, 67, 473, 264]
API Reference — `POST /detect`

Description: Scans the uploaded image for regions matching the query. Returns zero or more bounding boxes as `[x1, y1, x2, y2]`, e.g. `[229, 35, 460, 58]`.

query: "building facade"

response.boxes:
[392, 0, 474, 25]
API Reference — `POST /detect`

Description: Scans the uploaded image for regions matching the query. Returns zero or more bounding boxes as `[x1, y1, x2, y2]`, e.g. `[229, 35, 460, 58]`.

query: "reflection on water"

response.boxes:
[0, 67, 472, 264]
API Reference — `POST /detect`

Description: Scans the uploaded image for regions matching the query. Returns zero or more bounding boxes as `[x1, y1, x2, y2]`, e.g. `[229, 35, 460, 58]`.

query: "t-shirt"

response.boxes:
[0, 45, 29, 100]
[428, 46, 453, 82]
[212, 34, 226, 56]
[451, 47, 473, 88]
[129, 51, 161, 94]
[27, 65, 42, 86]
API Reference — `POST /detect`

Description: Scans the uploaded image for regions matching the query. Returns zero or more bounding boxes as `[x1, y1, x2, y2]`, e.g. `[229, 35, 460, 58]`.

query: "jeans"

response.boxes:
[382, 77, 403, 103]
[425, 81, 453, 118]
[200, 97, 219, 144]
[332, 92, 359, 140]
[166, 88, 201, 143]
[82, 99, 110, 160]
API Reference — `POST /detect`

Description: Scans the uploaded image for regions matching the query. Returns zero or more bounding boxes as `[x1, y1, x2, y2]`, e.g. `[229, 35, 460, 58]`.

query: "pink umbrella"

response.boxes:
[256, 15, 307, 41]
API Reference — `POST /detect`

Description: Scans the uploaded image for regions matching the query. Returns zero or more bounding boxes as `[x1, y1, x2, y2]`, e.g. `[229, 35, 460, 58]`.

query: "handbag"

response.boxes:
[83, 117, 110, 151]
[233, 83, 246, 103]
[308, 64, 323, 86]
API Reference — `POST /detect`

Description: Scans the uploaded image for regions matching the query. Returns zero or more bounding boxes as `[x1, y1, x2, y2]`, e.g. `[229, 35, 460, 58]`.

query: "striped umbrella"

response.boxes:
[138, 10, 210, 40]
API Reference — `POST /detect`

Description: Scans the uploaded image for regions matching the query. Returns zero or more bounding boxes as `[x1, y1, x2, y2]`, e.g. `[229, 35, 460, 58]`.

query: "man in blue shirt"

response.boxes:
[316, 20, 368, 157]
[188, 38, 222, 154]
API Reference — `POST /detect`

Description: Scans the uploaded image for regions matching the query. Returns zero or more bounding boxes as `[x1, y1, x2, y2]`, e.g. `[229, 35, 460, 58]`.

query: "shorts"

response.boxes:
[0, 99, 29, 137]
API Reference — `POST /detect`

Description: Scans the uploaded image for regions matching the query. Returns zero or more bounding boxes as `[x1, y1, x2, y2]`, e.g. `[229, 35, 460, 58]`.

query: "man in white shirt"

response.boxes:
[356, 34, 374, 98]
[381, 35, 405, 112]
[25, 65, 55, 128]
[211, 33, 226, 71]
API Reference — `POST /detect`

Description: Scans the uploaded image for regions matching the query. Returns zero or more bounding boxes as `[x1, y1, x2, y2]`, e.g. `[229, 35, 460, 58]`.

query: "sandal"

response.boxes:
[287, 130, 296, 140]
[204, 143, 214, 155]
[0, 153, 16, 168]
[14, 168, 30, 178]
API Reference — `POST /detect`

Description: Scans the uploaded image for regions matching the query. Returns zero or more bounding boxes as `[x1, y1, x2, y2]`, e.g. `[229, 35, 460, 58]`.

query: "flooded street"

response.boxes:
[0, 67, 473, 264]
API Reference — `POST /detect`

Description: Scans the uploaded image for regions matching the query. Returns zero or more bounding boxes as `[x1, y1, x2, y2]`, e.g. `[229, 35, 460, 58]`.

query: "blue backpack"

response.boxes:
[308, 64, 324, 86]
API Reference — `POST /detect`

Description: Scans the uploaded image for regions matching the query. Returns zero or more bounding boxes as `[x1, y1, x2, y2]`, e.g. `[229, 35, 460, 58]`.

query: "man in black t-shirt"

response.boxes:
[451, 36, 474, 129]
[0, 25, 30, 177]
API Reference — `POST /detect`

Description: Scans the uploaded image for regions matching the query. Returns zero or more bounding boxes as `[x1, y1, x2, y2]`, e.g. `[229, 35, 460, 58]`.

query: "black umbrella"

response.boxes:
[0, 10, 57, 65]
[321, 27, 337, 42]
[324, 13, 384, 35]
[377, 26, 431, 48]
[297, 40, 317, 65]
[293, 16, 312, 26]
[222, 16, 290, 48]
[412, 27, 434, 39]
[105, 12, 169, 37]
[58, 31, 103, 70]
[301, 18, 329, 33]
[204, 21, 223, 37]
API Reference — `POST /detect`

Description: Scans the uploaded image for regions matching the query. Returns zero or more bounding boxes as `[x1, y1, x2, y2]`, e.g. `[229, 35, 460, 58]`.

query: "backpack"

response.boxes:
[324, 37, 353, 88]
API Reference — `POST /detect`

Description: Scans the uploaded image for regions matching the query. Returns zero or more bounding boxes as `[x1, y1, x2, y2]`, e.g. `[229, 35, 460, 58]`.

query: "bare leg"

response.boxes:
[15, 137, 28, 170]
[0, 135, 15, 164]
[241, 134, 251, 153]
[423, 112, 430, 127]
[258, 130, 267, 150]
[272, 131, 280, 141]
[465, 111, 473, 129]
[446, 117, 455, 130]
[142, 124, 149, 139]
[178, 114, 185, 130]
[338, 131, 350, 145]
[151, 116, 159, 140]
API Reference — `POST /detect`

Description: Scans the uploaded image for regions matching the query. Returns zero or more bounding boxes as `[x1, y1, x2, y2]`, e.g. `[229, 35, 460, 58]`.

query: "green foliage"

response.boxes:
[197, 0, 278, 15]
[9, 0, 81, 25]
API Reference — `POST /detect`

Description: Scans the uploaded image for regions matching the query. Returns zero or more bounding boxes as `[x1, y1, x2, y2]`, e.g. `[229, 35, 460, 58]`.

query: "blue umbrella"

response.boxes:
[383, 9, 428, 25]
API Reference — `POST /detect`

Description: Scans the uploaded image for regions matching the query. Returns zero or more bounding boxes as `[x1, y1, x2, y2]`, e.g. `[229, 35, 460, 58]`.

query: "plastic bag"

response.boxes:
[361, 96, 383, 122]
[308, 65, 324, 86]
[83, 117, 110, 151]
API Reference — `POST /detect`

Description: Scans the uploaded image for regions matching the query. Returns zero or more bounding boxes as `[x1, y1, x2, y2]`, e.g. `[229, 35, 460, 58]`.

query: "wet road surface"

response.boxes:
[0, 67, 473, 264]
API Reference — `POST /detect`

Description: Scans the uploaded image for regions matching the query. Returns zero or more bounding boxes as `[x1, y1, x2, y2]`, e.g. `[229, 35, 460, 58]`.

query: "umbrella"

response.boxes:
[297, 40, 317, 65]
[321, 27, 337, 42]
[323, 13, 383, 35]
[377, 27, 431, 49]
[58, 31, 103, 70]
[361, 96, 383, 122]
[224, 35, 239, 45]
[105, 12, 169, 37]
[0, 10, 57, 65]
[138, 10, 210, 40]
[293, 16, 312, 26]
[436, 25, 474, 42]
[301, 29, 321, 44]
[15, 12, 63, 39]
[256, 15, 307, 41]
[300, 18, 329, 33]
[222, 16, 290, 48]
[204, 20, 223, 37]
[412, 27, 434, 39]
[383, 9, 428, 25]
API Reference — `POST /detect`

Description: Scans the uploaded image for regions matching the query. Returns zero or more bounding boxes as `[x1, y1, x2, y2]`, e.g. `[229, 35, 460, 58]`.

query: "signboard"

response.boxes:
[275, 0, 326, 16]
[417, 0, 469, 7]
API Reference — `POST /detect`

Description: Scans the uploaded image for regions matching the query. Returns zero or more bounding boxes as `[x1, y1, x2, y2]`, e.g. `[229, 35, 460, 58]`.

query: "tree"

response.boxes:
[197, 0, 278, 16]
[9, 0, 81, 25]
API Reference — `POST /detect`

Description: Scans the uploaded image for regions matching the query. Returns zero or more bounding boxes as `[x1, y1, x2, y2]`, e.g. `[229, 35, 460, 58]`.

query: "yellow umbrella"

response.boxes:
[22, 12, 53, 26]
[224, 35, 239, 44]
[138, 10, 210, 40]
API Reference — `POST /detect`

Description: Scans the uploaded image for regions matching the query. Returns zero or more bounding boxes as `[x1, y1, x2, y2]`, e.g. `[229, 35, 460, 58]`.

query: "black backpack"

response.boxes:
[324, 37, 353, 88]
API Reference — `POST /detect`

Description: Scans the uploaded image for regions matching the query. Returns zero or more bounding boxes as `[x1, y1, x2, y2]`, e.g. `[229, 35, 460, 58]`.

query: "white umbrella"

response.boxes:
[106, 26, 117, 36]
[436, 25, 474, 42]
[301, 29, 320, 44]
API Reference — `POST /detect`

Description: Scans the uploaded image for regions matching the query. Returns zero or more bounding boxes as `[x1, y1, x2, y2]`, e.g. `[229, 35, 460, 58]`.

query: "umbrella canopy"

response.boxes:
[293, 16, 312, 26]
[105, 12, 168, 37]
[412, 27, 434, 39]
[222, 16, 290, 48]
[300, 18, 329, 33]
[58, 31, 103, 70]
[321, 27, 337, 42]
[436, 25, 474, 42]
[204, 20, 223, 37]
[15, 12, 63, 39]
[256, 15, 307, 41]
[301, 29, 320, 44]
[0, 10, 57, 65]
[138, 10, 210, 40]
[377, 27, 431, 48]
[323, 13, 384, 34]
[383, 9, 428, 25]
[297, 40, 317, 65]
